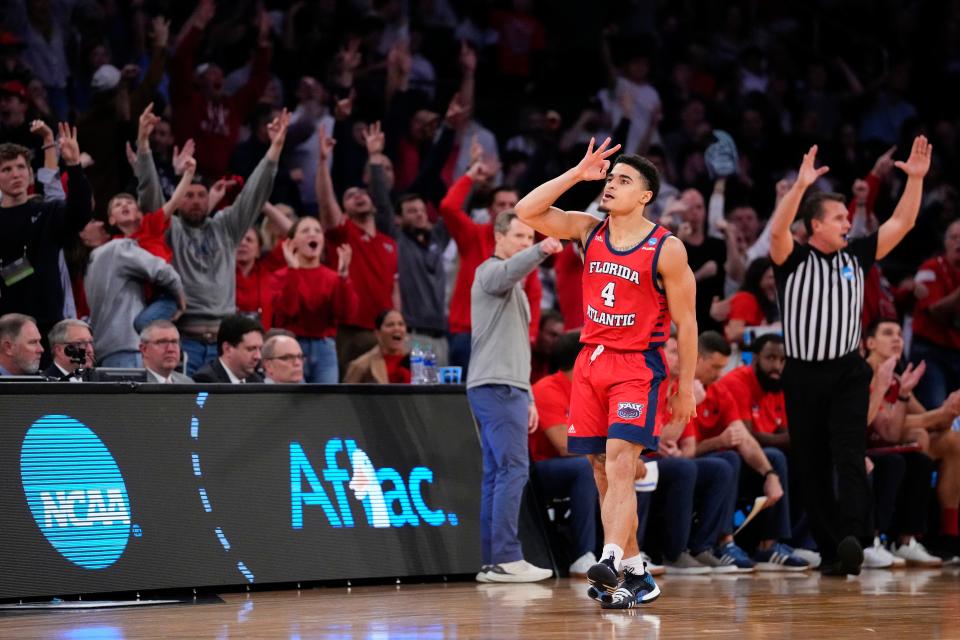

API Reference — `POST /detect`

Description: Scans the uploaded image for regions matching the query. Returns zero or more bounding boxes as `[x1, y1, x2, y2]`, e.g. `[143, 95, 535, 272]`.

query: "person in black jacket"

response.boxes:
[193, 314, 264, 383]
[0, 124, 92, 349]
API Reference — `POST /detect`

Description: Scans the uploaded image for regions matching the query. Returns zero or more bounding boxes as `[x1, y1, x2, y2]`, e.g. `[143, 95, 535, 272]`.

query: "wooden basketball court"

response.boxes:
[2, 569, 958, 638]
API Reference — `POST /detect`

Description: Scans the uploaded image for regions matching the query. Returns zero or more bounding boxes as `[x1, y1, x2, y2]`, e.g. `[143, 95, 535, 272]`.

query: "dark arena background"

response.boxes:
[0, 0, 959, 637]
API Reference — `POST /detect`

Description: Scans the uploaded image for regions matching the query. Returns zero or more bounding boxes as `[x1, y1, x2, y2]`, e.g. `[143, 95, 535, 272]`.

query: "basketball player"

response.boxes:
[515, 138, 698, 609]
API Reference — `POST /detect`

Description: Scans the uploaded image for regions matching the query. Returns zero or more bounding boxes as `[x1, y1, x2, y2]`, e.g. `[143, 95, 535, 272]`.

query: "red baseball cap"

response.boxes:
[0, 80, 27, 100]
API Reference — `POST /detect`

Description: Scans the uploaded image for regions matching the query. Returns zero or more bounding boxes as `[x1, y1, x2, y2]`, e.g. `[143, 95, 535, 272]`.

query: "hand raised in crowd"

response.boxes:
[334, 90, 355, 121]
[207, 177, 238, 212]
[120, 64, 141, 83]
[30, 119, 55, 148]
[898, 360, 927, 395]
[362, 120, 385, 156]
[539, 237, 564, 255]
[57, 123, 81, 166]
[317, 125, 336, 163]
[387, 41, 413, 78]
[795, 145, 829, 188]
[574, 137, 621, 181]
[172, 139, 196, 176]
[180, 156, 197, 178]
[337, 38, 363, 74]
[266, 109, 291, 160]
[459, 40, 477, 74]
[282, 239, 299, 269]
[945, 390, 960, 416]
[151, 15, 170, 50]
[894, 135, 933, 179]
[774, 177, 793, 204]
[469, 133, 483, 166]
[870, 145, 897, 179]
[137, 102, 160, 145]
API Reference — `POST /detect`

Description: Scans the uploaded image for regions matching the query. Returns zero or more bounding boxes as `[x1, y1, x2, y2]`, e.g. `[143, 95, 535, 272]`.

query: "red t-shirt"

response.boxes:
[383, 353, 411, 384]
[727, 291, 767, 326]
[324, 219, 398, 330]
[862, 264, 898, 330]
[236, 261, 280, 331]
[912, 256, 960, 350]
[689, 383, 743, 442]
[271, 266, 358, 338]
[113, 209, 172, 263]
[530, 371, 572, 463]
[439, 175, 541, 337]
[714, 365, 787, 435]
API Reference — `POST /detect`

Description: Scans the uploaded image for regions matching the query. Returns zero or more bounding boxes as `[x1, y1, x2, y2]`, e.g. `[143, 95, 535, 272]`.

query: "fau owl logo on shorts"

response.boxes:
[617, 402, 645, 420]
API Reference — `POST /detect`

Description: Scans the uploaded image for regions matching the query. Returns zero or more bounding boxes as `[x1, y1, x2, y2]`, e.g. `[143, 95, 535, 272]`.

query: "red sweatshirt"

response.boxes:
[271, 266, 358, 338]
[236, 260, 280, 331]
[170, 26, 271, 178]
[115, 209, 172, 262]
[439, 175, 542, 338]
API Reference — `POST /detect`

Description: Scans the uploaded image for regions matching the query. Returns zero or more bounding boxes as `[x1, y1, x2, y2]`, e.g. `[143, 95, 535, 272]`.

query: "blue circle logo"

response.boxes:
[841, 265, 854, 281]
[20, 415, 131, 569]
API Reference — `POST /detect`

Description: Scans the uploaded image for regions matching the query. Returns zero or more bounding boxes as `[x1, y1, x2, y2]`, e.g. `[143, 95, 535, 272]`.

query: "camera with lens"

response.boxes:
[63, 343, 88, 366]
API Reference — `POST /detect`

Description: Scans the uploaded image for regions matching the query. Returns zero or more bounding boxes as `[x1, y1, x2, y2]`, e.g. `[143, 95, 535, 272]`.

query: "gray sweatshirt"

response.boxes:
[165, 157, 278, 321]
[467, 242, 549, 393]
[85, 238, 183, 360]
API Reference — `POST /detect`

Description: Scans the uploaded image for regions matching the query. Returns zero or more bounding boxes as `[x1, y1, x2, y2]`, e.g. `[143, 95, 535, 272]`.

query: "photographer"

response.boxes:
[43, 319, 95, 381]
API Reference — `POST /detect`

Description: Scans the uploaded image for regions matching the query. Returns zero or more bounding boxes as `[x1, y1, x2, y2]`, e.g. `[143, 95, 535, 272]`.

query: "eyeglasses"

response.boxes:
[61, 341, 94, 349]
[143, 339, 181, 347]
[265, 354, 305, 363]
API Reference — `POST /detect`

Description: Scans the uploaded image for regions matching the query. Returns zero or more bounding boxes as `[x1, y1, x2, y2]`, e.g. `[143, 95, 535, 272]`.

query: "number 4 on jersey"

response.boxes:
[601, 281, 616, 308]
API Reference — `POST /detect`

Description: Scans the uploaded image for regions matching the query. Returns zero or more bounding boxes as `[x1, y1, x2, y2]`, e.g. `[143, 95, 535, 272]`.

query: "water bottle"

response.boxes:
[410, 343, 424, 384]
[423, 345, 437, 384]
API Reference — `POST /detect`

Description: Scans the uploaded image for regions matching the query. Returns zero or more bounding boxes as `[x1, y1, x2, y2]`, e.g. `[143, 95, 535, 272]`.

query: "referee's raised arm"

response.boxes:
[876, 135, 932, 259]
[769, 145, 830, 265]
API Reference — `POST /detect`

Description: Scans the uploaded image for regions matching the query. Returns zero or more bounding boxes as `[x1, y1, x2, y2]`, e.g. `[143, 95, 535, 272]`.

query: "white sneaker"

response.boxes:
[641, 551, 665, 576]
[569, 551, 596, 577]
[664, 551, 712, 574]
[863, 537, 894, 569]
[484, 559, 553, 582]
[791, 548, 822, 569]
[892, 537, 943, 566]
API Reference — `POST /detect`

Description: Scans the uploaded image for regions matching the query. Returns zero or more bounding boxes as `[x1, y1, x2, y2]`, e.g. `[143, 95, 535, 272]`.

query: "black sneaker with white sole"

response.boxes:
[586, 555, 620, 596]
[600, 567, 661, 609]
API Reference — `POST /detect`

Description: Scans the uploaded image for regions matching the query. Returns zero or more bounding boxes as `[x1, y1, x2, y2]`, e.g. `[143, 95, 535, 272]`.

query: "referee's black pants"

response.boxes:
[783, 352, 873, 561]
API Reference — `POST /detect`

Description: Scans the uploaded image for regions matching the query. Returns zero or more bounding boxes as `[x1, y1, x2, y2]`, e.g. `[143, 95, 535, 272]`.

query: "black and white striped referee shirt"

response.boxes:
[774, 234, 878, 361]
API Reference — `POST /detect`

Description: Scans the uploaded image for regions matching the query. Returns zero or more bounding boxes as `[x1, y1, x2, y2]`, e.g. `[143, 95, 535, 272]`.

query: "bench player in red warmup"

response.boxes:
[516, 138, 698, 609]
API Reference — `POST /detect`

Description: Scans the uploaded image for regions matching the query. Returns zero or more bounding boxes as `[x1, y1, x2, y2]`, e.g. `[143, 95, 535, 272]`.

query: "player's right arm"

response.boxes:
[515, 137, 620, 243]
[769, 145, 829, 265]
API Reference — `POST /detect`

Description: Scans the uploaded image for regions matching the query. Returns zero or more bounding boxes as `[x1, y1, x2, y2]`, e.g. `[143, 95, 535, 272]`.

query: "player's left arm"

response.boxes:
[877, 135, 931, 259]
[659, 236, 698, 425]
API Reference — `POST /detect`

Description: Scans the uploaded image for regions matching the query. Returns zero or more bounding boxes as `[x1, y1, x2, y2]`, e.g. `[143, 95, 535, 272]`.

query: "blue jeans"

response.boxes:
[134, 295, 179, 333]
[468, 384, 530, 565]
[714, 447, 792, 542]
[298, 337, 338, 384]
[911, 338, 960, 410]
[703, 450, 743, 541]
[689, 457, 739, 553]
[534, 456, 598, 558]
[182, 338, 218, 377]
[98, 351, 142, 368]
[646, 457, 696, 561]
[449, 332, 472, 378]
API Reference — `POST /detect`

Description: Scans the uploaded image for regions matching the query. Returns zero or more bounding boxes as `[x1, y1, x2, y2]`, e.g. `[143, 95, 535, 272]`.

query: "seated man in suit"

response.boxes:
[139, 320, 193, 383]
[0, 313, 44, 376]
[193, 314, 264, 383]
[261, 334, 305, 384]
[44, 319, 96, 380]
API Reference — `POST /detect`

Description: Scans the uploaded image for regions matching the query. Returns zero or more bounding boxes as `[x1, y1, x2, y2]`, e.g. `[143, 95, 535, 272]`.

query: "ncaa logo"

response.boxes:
[647, 237, 658, 246]
[841, 265, 855, 281]
[617, 402, 644, 420]
[20, 415, 131, 569]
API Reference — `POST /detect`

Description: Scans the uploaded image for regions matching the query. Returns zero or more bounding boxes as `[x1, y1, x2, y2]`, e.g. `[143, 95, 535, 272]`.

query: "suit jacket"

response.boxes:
[193, 359, 263, 384]
[145, 368, 194, 384]
[42, 364, 73, 381]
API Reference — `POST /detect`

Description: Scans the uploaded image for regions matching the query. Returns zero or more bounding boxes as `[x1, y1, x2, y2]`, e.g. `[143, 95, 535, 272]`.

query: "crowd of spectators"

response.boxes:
[1, 0, 959, 575]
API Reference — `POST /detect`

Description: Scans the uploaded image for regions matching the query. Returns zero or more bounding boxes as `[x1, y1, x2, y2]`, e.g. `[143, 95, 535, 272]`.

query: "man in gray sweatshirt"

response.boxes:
[468, 210, 562, 583]
[85, 239, 184, 368]
[138, 111, 290, 375]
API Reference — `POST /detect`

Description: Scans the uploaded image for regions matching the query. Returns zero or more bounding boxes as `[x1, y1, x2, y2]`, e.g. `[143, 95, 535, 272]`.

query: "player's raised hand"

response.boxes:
[895, 135, 932, 179]
[574, 137, 621, 181]
[796, 145, 829, 188]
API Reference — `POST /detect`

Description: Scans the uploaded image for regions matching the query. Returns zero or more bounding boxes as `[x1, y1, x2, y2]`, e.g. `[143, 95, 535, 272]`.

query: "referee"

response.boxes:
[768, 138, 932, 576]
